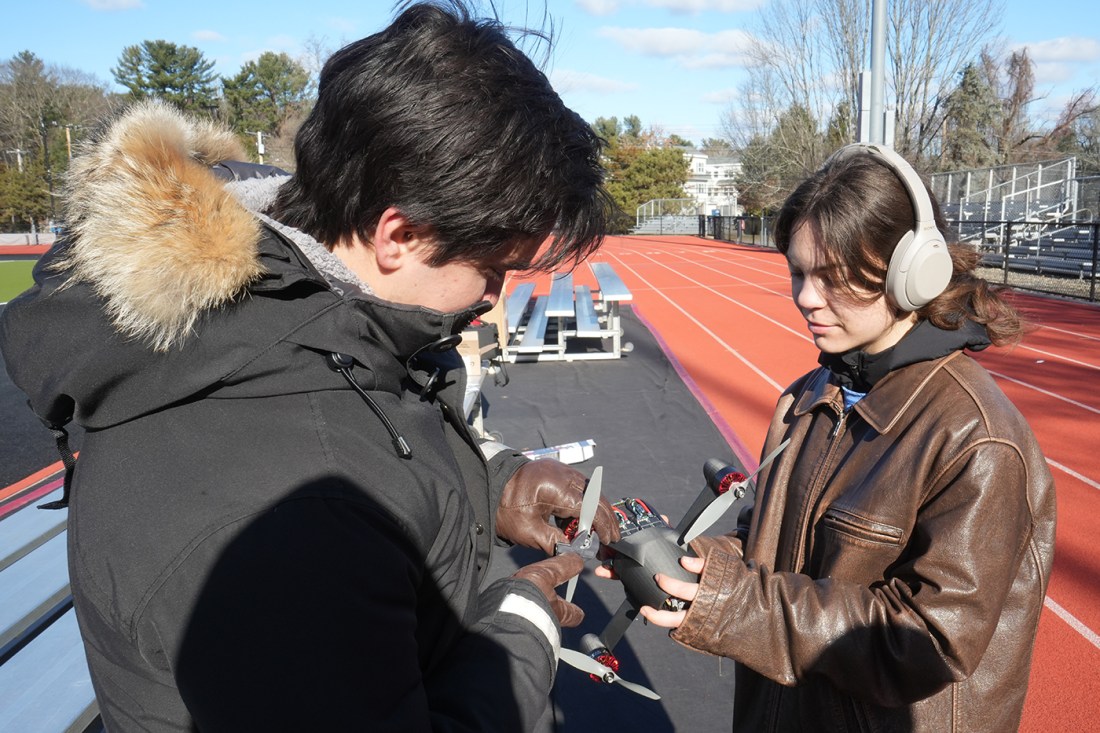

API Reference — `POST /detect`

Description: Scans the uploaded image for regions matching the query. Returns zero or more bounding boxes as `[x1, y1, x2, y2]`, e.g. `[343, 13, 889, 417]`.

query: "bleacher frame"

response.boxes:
[502, 262, 633, 362]
[0, 478, 100, 733]
[957, 219, 1099, 300]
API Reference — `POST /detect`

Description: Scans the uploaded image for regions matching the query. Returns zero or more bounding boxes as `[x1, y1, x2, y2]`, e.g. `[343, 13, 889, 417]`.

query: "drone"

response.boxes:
[554, 439, 790, 699]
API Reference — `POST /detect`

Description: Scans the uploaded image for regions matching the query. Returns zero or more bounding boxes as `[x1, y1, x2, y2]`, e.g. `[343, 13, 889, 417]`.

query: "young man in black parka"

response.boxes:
[0, 3, 621, 729]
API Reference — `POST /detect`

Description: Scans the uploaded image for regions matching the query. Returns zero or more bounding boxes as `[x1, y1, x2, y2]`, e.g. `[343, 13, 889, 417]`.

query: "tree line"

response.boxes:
[5, 5, 1099, 232]
[728, 0, 1100, 215]
[1, 42, 315, 231]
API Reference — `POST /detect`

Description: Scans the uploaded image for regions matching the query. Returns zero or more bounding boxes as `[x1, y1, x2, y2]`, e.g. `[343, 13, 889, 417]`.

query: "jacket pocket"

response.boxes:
[821, 507, 904, 545]
[810, 507, 905, 583]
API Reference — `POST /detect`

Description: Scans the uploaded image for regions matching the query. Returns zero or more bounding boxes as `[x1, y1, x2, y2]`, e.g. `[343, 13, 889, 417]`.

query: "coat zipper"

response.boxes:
[792, 405, 847, 572]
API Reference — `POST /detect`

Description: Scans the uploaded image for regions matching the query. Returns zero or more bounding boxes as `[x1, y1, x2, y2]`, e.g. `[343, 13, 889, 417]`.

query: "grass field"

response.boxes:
[0, 261, 35, 303]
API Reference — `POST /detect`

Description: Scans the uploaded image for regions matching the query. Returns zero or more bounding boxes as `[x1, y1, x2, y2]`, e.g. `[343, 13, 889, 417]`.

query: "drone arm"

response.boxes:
[497, 459, 610, 555]
[598, 599, 639, 651]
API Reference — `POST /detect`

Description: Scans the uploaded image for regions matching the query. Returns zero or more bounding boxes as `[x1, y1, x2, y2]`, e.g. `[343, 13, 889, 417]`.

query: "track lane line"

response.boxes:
[634, 252, 813, 343]
[1045, 596, 1100, 652]
[606, 253, 786, 393]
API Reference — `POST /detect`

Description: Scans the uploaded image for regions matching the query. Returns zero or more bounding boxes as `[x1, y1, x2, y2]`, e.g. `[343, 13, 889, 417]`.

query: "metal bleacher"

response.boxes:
[503, 261, 633, 362]
[937, 158, 1099, 287]
[0, 481, 100, 733]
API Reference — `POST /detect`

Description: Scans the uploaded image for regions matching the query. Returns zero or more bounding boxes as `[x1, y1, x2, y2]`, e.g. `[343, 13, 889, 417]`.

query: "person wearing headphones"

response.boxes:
[635, 144, 1056, 731]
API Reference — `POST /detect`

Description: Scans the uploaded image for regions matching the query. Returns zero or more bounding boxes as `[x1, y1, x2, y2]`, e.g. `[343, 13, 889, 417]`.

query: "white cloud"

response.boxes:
[81, 0, 143, 9]
[576, 0, 622, 15]
[193, 30, 226, 43]
[576, 0, 762, 14]
[701, 87, 739, 104]
[549, 68, 640, 94]
[646, 0, 764, 12]
[1019, 37, 1100, 64]
[1032, 61, 1076, 86]
[597, 27, 754, 68]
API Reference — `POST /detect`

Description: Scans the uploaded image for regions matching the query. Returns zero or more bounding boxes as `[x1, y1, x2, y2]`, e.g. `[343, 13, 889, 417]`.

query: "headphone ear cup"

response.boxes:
[886, 230, 953, 311]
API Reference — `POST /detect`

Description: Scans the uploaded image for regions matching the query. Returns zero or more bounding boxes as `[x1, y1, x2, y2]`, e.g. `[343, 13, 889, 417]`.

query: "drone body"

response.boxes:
[555, 439, 791, 699]
[607, 498, 697, 612]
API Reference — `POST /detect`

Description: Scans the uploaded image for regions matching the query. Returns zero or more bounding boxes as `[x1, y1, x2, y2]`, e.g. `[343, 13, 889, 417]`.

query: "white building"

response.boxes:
[682, 149, 741, 216]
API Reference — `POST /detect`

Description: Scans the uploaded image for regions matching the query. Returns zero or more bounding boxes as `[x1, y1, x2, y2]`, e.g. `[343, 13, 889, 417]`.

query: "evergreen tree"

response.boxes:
[942, 62, 1000, 169]
[0, 158, 49, 230]
[594, 117, 690, 233]
[592, 116, 619, 147]
[0, 51, 108, 228]
[223, 52, 310, 134]
[223, 52, 311, 161]
[113, 40, 219, 112]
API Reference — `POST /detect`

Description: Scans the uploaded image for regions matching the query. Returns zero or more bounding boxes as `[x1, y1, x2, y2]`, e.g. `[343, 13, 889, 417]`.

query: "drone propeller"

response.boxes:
[677, 438, 791, 547]
[559, 645, 661, 700]
[562, 466, 603, 603]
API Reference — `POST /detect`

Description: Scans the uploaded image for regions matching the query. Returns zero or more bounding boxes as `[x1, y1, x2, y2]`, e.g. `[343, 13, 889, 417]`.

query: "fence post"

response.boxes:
[1090, 222, 1098, 302]
[1002, 221, 1012, 285]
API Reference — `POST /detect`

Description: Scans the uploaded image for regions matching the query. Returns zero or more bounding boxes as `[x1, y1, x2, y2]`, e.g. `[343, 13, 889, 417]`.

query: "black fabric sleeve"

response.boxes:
[482, 447, 529, 546]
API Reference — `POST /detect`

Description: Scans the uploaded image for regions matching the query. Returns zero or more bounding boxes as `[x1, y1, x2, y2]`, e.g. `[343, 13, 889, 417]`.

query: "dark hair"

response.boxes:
[774, 152, 1023, 346]
[268, 1, 613, 271]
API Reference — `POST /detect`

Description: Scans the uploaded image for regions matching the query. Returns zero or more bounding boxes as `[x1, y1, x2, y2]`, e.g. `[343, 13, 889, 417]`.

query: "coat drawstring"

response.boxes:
[38, 423, 77, 510]
[326, 353, 412, 459]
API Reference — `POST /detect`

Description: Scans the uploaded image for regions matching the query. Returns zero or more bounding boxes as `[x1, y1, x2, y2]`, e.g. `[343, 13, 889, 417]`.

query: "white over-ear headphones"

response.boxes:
[825, 143, 953, 311]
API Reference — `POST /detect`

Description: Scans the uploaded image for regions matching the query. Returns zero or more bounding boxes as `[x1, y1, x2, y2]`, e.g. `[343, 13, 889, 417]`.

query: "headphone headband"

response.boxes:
[821, 143, 951, 311]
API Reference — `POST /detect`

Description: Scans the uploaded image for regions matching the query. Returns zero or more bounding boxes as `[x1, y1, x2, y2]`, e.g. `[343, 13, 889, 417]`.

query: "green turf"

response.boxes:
[0, 261, 36, 303]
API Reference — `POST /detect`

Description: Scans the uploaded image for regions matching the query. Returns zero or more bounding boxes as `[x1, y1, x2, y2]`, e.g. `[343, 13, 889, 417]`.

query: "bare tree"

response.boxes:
[888, 0, 1002, 158]
[744, 0, 838, 137]
[724, 0, 1002, 170]
[817, 0, 870, 143]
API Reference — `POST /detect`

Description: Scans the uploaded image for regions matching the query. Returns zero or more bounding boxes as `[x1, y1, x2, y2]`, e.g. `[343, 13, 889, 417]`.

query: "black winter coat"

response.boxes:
[0, 101, 560, 732]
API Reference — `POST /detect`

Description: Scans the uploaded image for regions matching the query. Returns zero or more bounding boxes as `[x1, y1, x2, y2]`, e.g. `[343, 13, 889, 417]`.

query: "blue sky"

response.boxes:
[4, 0, 1098, 146]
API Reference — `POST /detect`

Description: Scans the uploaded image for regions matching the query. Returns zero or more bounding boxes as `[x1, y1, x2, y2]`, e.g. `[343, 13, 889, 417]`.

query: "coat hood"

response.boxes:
[59, 100, 265, 352]
[0, 101, 482, 431]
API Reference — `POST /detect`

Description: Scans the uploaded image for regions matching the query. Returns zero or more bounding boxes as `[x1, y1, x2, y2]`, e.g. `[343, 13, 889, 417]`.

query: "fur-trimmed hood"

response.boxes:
[0, 101, 483, 431]
[60, 100, 265, 352]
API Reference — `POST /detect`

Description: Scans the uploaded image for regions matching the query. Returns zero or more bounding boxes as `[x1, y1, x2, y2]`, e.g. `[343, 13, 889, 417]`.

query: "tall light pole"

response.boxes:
[39, 117, 56, 225]
[867, 0, 887, 146]
[245, 130, 265, 164]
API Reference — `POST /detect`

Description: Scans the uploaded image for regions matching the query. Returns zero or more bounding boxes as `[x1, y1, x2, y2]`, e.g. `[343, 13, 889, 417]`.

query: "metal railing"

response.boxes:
[635, 199, 697, 233]
[703, 215, 775, 247]
[931, 158, 1078, 223]
[702, 215, 1100, 302]
[954, 219, 1099, 302]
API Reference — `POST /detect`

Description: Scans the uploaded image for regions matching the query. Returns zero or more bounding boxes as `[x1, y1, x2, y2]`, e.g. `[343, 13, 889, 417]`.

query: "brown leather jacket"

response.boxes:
[674, 350, 1055, 732]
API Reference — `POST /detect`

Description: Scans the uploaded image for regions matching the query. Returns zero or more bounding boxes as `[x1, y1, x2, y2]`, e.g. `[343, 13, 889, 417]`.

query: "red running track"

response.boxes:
[520, 234, 1100, 732]
[4, 234, 1096, 729]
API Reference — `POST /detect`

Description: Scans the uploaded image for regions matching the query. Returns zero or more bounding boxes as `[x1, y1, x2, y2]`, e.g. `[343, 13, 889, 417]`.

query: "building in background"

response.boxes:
[683, 149, 741, 216]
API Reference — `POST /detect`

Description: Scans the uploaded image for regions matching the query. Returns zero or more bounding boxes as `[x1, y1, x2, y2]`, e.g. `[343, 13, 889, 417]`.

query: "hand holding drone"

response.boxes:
[554, 439, 791, 699]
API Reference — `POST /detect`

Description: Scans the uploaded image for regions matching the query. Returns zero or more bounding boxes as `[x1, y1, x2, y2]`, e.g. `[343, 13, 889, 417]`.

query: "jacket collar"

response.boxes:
[793, 351, 966, 435]
[817, 319, 991, 392]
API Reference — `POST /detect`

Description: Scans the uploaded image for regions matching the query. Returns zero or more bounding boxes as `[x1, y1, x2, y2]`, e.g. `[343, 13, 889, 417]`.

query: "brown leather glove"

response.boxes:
[513, 553, 585, 628]
[497, 460, 621, 556]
